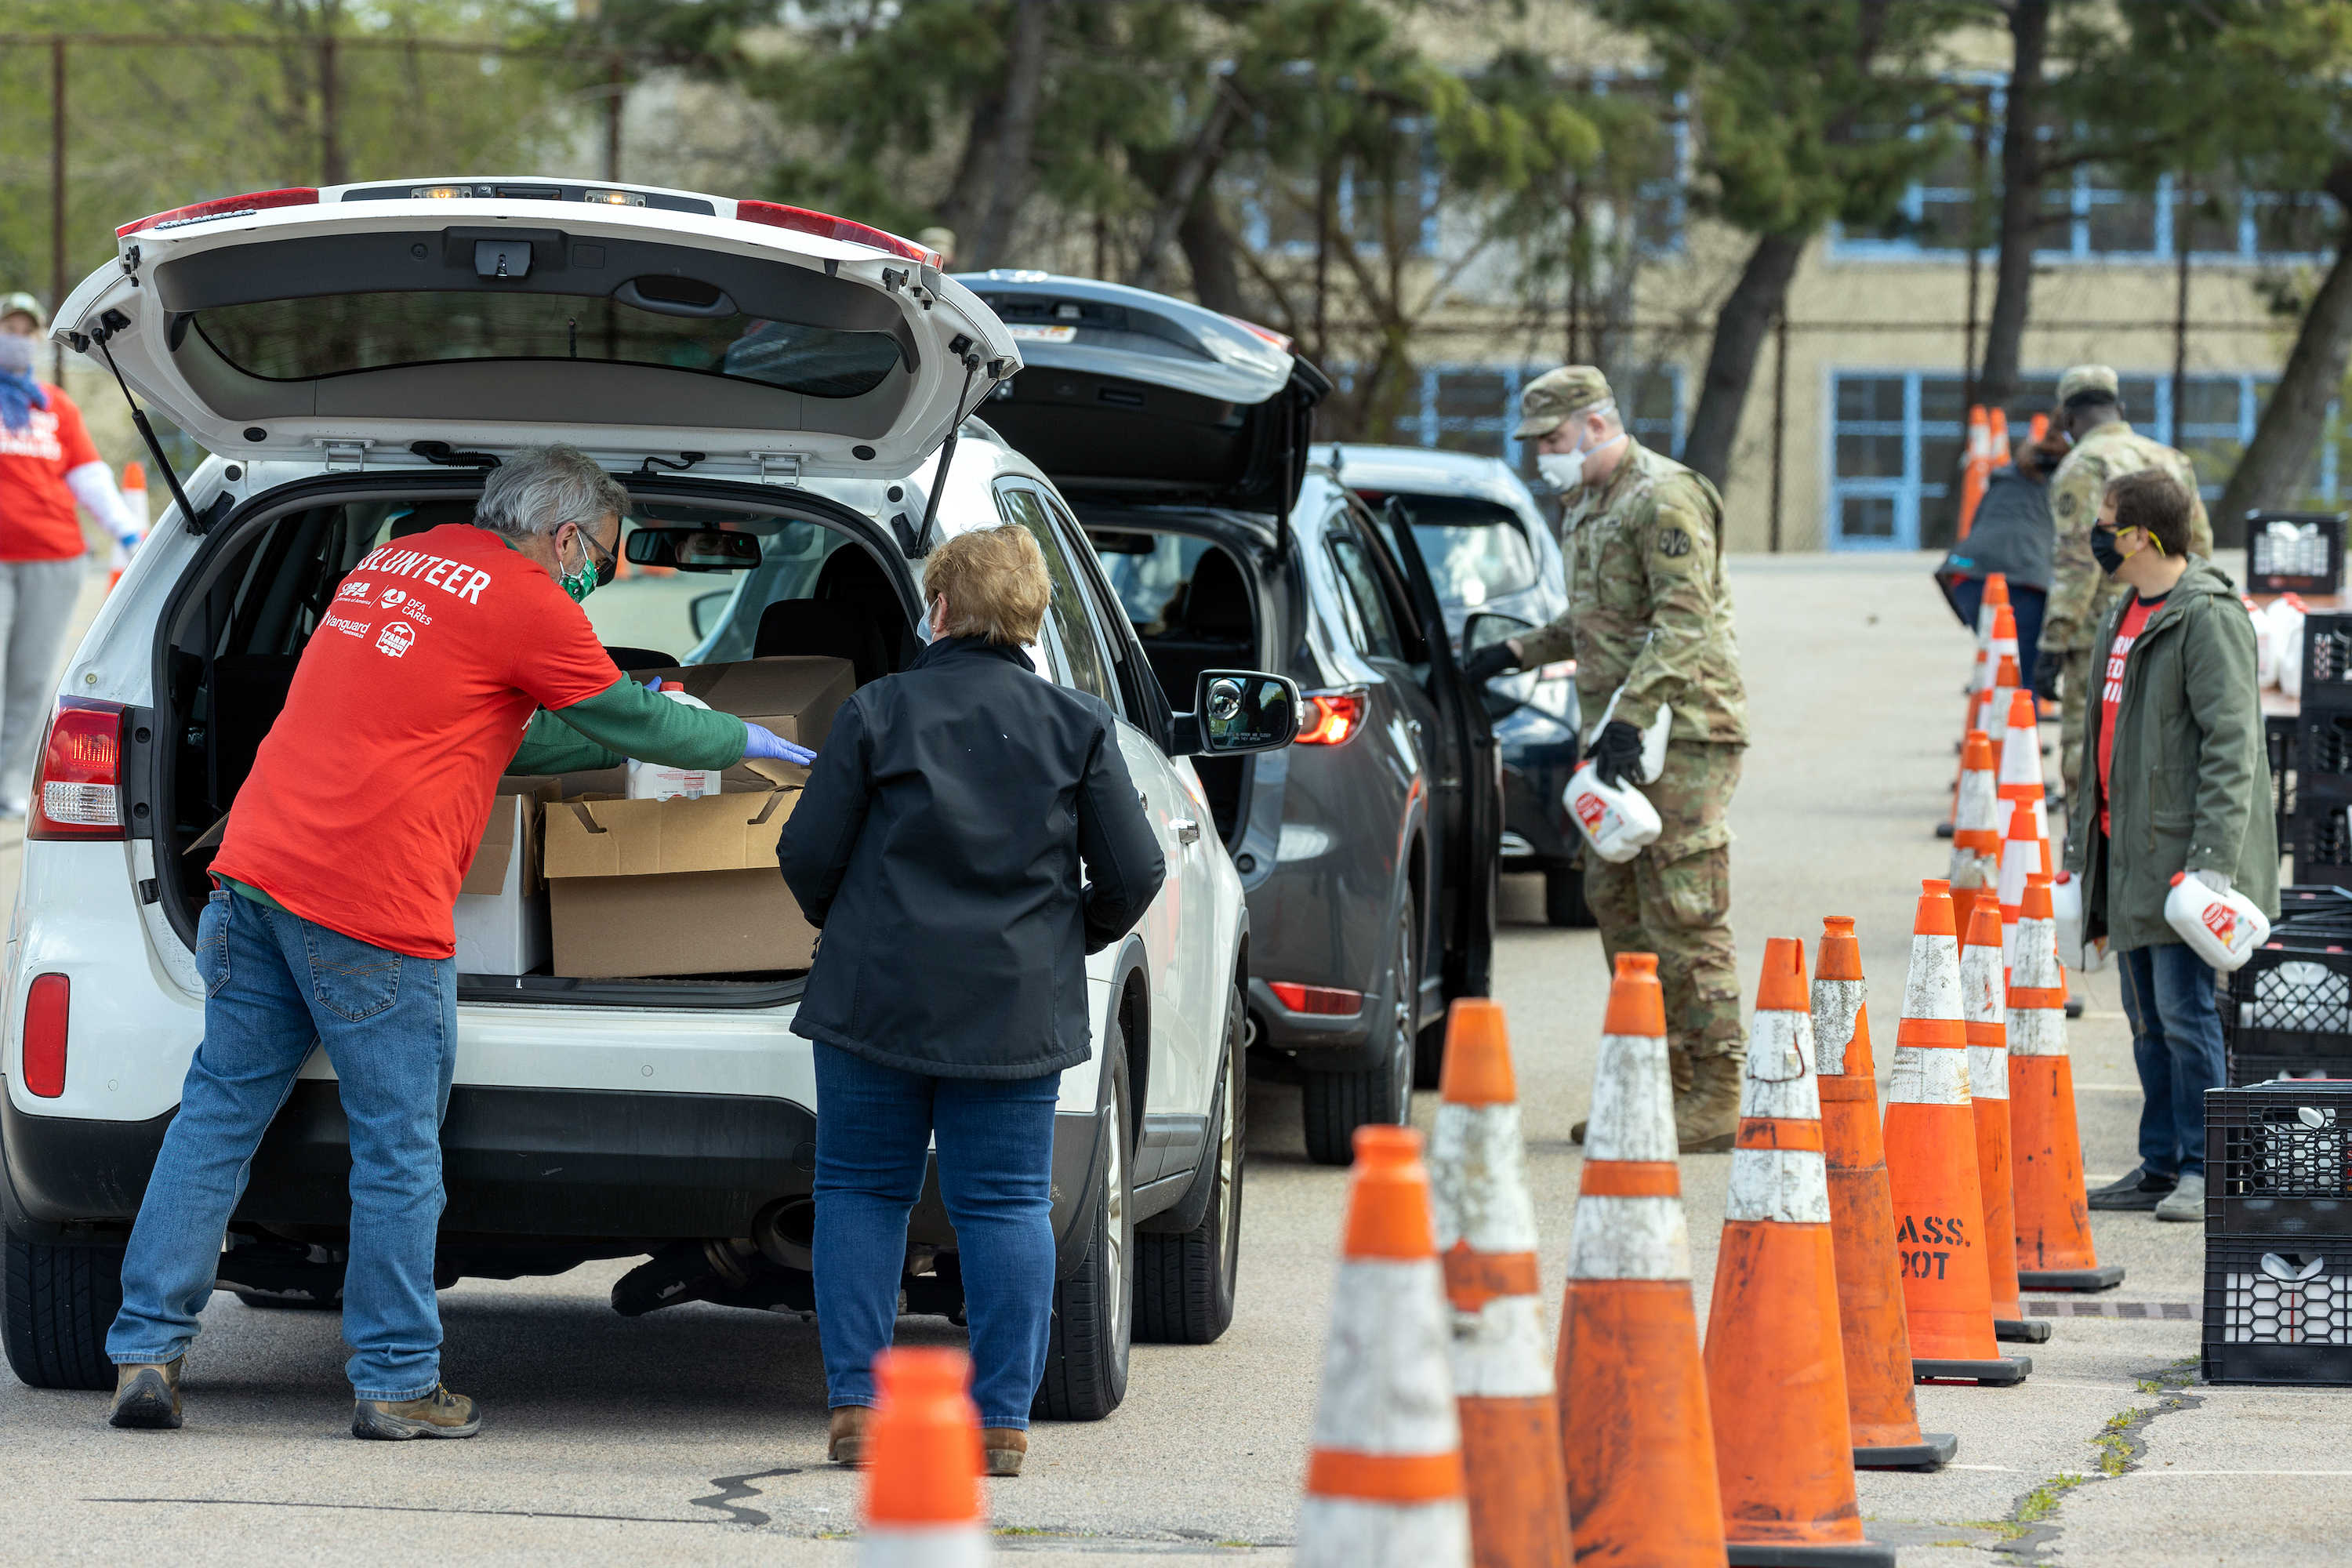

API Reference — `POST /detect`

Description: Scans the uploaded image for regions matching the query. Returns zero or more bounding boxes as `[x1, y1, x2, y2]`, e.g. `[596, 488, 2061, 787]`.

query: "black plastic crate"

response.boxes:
[2225, 942, 2352, 1058]
[2204, 1238, 2352, 1384]
[2300, 612, 2352, 712]
[2292, 797, 2352, 889]
[2247, 511, 2345, 595]
[2232, 1054, 2352, 1088]
[2207, 1084, 2352, 1236]
[2271, 713, 2299, 839]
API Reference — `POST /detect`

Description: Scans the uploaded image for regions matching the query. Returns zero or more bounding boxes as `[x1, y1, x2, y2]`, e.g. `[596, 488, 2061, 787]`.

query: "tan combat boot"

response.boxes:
[829, 1403, 874, 1466]
[108, 1357, 183, 1430]
[985, 1427, 1029, 1477]
[1674, 1054, 1742, 1152]
[351, 1384, 481, 1440]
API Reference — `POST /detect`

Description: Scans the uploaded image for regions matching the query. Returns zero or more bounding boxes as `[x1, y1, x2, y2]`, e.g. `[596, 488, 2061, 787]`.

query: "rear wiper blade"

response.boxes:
[74, 307, 205, 535]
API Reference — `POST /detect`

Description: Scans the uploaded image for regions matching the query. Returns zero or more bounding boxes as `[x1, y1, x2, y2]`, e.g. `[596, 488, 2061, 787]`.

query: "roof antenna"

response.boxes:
[77, 309, 204, 535]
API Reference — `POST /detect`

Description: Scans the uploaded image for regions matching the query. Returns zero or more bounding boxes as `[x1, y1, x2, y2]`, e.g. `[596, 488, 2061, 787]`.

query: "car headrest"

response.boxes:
[756, 598, 891, 687]
[1181, 546, 1254, 637]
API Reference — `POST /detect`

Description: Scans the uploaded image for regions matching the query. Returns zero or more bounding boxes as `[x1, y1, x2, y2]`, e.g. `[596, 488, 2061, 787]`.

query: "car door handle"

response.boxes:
[1171, 818, 1201, 846]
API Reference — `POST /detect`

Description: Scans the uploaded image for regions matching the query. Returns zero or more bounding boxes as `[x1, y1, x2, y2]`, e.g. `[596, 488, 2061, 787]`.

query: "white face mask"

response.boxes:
[1537, 423, 1624, 494]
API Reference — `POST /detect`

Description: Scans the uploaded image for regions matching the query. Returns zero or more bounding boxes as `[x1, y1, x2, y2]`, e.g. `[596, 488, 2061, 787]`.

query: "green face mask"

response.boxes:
[560, 527, 615, 604]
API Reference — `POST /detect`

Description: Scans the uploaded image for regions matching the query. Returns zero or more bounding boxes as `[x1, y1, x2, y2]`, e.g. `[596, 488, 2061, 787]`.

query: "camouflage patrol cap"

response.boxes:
[2055, 364, 2122, 408]
[0, 292, 42, 329]
[1513, 365, 1613, 438]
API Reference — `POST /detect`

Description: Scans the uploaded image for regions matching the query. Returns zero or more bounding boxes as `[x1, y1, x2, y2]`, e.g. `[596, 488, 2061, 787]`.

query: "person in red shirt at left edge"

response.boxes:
[100, 444, 815, 1440]
[0, 292, 145, 817]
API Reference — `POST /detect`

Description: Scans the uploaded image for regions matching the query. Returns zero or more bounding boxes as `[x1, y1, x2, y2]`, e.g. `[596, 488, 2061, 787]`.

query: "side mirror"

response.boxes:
[625, 527, 763, 572]
[688, 588, 733, 640]
[1171, 670, 1302, 757]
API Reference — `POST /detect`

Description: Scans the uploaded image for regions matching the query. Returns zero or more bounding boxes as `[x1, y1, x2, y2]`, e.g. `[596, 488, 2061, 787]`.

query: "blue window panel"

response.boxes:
[1368, 362, 1684, 476]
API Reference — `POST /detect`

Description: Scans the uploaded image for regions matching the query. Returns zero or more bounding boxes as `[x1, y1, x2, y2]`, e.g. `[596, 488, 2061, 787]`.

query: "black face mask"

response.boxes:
[2089, 525, 2125, 576]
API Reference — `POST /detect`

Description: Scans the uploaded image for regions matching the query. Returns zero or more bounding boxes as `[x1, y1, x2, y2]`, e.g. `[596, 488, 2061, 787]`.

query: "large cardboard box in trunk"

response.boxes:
[452, 779, 559, 975]
[541, 786, 813, 978]
[619, 655, 855, 790]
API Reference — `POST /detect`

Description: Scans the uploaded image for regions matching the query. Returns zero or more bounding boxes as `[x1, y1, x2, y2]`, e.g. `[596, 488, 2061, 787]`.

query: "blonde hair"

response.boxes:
[922, 524, 1053, 646]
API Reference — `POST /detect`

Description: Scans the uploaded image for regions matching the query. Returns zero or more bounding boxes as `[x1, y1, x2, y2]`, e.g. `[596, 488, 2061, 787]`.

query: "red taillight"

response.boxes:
[117, 187, 319, 238]
[1269, 982, 1364, 1017]
[1221, 314, 1295, 353]
[28, 699, 127, 841]
[1296, 691, 1367, 746]
[733, 201, 940, 266]
[23, 974, 67, 1098]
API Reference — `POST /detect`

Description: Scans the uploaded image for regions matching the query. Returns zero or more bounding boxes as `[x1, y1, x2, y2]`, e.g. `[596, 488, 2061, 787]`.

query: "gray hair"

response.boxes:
[475, 444, 629, 539]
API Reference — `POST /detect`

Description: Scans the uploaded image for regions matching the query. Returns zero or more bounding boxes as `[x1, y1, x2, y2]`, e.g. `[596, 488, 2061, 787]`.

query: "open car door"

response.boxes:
[1357, 495, 1499, 1001]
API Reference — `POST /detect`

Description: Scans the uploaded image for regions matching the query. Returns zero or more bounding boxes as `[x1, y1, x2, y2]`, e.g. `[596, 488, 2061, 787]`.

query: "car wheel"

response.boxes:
[1301, 903, 1416, 1166]
[1547, 865, 1597, 928]
[2, 1233, 124, 1391]
[1134, 982, 1246, 1345]
[1033, 1046, 1133, 1421]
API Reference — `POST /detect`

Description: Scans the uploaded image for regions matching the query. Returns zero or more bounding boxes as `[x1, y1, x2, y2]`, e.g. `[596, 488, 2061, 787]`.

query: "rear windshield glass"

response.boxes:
[1396, 495, 1538, 607]
[193, 292, 901, 399]
[1090, 528, 1219, 633]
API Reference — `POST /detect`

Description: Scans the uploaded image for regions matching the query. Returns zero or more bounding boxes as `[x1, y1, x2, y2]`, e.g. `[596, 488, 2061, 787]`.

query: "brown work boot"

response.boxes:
[108, 1357, 183, 1430]
[351, 1384, 481, 1440]
[1674, 1054, 1743, 1152]
[985, 1427, 1029, 1477]
[829, 1404, 874, 1467]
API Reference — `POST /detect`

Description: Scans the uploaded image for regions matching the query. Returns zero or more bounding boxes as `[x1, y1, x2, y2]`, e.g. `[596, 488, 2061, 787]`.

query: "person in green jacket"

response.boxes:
[2062, 468, 2277, 1226]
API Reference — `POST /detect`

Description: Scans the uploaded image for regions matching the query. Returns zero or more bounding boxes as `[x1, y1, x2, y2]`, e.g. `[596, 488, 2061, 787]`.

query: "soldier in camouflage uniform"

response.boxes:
[1462, 366, 1751, 1151]
[2038, 365, 2212, 800]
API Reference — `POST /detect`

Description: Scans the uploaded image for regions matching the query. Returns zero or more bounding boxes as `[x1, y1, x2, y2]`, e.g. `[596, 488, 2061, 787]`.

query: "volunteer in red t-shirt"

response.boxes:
[103, 445, 813, 1437]
[0, 292, 143, 817]
[2063, 468, 2276, 1228]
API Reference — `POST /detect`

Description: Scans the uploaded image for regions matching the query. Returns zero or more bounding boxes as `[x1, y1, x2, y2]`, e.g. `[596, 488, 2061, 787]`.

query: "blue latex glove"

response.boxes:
[742, 720, 815, 767]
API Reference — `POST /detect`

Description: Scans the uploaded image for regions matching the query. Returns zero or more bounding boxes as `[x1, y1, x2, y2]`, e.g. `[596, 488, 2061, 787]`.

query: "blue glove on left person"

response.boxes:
[742, 721, 816, 767]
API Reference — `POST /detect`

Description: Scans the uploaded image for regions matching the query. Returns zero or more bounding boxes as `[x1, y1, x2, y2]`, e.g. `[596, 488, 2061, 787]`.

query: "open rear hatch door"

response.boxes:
[50, 185, 1021, 477]
[953, 272, 1327, 514]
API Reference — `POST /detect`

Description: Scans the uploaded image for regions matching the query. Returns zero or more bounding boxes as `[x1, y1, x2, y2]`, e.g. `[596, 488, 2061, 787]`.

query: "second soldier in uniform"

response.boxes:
[1463, 366, 1750, 1151]
[2036, 364, 2213, 800]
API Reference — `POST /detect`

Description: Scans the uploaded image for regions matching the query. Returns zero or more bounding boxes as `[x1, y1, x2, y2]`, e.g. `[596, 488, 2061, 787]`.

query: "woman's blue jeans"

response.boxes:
[2115, 941, 2225, 1178]
[106, 889, 457, 1400]
[811, 1042, 1060, 1429]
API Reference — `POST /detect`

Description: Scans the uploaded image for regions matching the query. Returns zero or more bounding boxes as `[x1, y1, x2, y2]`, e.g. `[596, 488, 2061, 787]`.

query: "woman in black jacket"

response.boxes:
[778, 523, 1165, 1478]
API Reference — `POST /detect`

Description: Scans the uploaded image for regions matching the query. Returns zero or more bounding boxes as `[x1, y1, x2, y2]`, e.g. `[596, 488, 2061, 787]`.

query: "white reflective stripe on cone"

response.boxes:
[1428, 1102, 1538, 1255]
[1955, 765, 1996, 831]
[1888, 1045, 1973, 1106]
[2008, 1006, 2067, 1058]
[1296, 1498, 1472, 1567]
[1586, 1033, 1678, 1163]
[862, 1526, 989, 1567]
[1728, 1149, 1831, 1224]
[1968, 1043, 2011, 1099]
[1962, 938, 2008, 1028]
[1450, 1294, 1555, 1399]
[2000, 718, 2041, 789]
[1730, 1009, 1829, 1223]
[1312, 1259, 1461, 1456]
[1903, 933, 1963, 1024]
[1811, 978, 1864, 1077]
[1566, 1196, 1692, 1281]
[2013, 915, 2065, 991]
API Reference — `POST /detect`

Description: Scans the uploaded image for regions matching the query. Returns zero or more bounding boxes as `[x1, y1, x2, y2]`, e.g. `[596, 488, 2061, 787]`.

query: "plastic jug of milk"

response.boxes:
[627, 681, 722, 801]
[2164, 872, 2271, 972]
[2050, 869, 2106, 971]
[1563, 761, 1662, 864]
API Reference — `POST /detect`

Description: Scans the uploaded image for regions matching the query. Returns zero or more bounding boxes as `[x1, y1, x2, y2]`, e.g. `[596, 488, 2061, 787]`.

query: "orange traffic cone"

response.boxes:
[2009, 875, 2125, 1291]
[1994, 771, 2043, 975]
[1426, 1000, 1569, 1568]
[1885, 880, 2032, 1386]
[1706, 939, 1892, 1567]
[1958, 405, 1991, 535]
[1946, 585, 2013, 837]
[1989, 407, 2013, 468]
[1949, 731, 2002, 939]
[1997, 688, 2053, 881]
[1813, 919, 1957, 1470]
[859, 1348, 989, 1566]
[1559, 953, 1726, 1567]
[1299, 1125, 1470, 1566]
[1961, 900, 2050, 1346]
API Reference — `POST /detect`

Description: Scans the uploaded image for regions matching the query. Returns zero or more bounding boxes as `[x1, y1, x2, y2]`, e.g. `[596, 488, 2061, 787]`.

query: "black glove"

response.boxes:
[2029, 658, 2061, 702]
[1588, 719, 1645, 789]
[1461, 641, 1519, 683]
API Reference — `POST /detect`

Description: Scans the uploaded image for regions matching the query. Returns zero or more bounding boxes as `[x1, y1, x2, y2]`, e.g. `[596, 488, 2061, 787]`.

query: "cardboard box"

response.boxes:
[541, 786, 815, 978]
[453, 779, 560, 975]
[620, 655, 855, 790]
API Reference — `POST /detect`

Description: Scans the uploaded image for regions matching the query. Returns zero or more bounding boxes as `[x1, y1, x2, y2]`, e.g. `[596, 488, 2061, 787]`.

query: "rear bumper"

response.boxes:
[2, 1078, 1102, 1274]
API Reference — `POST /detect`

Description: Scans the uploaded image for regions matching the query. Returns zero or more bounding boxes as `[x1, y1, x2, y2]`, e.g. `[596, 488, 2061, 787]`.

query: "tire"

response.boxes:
[1033, 1047, 1133, 1421]
[2, 1233, 125, 1391]
[1135, 982, 1245, 1345]
[1302, 903, 1416, 1166]
[1547, 865, 1596, 928]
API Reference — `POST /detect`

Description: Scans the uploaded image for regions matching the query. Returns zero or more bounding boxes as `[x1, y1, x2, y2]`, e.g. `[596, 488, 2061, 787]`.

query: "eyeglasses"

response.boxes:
[572, 525, 619, 587]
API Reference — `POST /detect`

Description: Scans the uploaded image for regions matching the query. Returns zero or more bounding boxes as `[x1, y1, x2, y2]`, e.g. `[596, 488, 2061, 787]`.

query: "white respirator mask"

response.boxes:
[1536, 404, 1624, 494]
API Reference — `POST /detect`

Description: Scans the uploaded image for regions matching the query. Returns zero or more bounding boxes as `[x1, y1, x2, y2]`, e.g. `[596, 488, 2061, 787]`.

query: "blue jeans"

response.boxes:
[811, 1042, 1060, 1429]
[2116, 941, 2225, 1178]
[107, 889, 458, 1400]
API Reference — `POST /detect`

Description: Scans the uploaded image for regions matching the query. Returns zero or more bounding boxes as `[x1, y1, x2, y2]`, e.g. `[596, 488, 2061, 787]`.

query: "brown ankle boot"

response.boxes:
[829, 1404, 874, 1467]
[1674, 1053, 1742, 1152]
[984, 1427, 1028, 1477]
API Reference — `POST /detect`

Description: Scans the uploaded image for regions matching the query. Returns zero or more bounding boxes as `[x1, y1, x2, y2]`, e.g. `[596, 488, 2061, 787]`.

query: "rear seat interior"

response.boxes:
[1127, 541, 1256, 848]
[754, 543, 913, 684]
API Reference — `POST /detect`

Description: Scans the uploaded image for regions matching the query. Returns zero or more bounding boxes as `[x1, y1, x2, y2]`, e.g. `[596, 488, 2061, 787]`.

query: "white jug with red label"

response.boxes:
[1563, 760, 1662, 864]
[2050, 869, 2106, 971]
[627, 681, 722, 801]
[2163, 871, 2270, 972]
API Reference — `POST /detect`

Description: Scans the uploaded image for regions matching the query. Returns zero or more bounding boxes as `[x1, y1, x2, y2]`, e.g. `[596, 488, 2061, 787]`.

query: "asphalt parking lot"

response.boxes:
[2, 553, 2343, 1566]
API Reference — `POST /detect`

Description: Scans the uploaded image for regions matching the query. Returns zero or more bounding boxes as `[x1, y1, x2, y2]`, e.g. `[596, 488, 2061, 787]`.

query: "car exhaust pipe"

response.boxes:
[610, 1238, 764, 1318]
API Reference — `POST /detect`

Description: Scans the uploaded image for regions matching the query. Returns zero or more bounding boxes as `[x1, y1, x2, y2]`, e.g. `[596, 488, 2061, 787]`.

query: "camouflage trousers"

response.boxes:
[1584, 740, 1746, 1062]
[2058, 643, 2094, 803]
